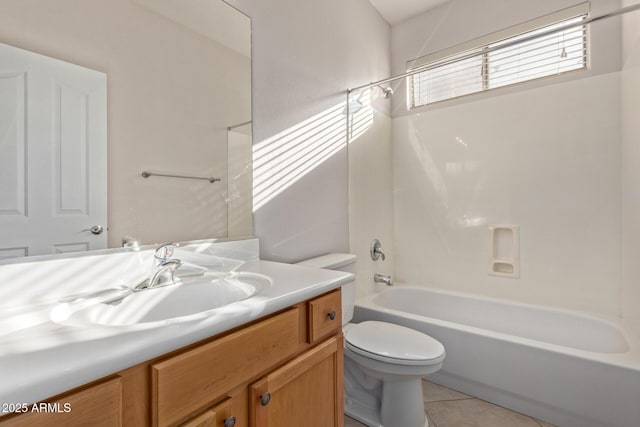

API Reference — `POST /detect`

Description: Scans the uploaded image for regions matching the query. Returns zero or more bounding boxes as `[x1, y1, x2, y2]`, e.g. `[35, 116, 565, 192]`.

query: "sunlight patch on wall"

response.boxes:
[253, 102, 348, 212]
[252, 90, 374, 213]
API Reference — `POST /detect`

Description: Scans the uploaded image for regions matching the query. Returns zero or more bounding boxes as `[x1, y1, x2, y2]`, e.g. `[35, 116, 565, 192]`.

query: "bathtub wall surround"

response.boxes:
[390, 0, 626, 319]
[393, 73, 621, 317]
[355, 286, 640, 427]
[348, 104, 395, 299]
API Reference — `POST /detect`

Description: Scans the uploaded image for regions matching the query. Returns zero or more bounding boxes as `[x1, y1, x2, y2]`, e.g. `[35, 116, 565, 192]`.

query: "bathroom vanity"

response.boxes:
[0, 240, 350, 427]
[0, 289, 343, 427]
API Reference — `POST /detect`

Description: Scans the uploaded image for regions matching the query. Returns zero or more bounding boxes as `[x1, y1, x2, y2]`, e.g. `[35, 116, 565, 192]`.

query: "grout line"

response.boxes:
[425, 410, 439, 427]
[424, 396, 475, 403]
[424, 381, 555, 426]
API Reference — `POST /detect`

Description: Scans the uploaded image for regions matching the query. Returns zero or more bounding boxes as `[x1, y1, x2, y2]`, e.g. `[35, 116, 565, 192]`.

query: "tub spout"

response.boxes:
[374, 273, 393, 286]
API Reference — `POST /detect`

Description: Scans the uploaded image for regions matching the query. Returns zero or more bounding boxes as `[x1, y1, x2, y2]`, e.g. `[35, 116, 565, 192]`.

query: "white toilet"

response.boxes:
[297, 254, 445, 427]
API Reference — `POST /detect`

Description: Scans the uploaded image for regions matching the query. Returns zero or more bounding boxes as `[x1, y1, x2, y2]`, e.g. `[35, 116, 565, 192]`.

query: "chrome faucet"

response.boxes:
[370, 239, 386, 261]
[133, 244, 183, 291]
[374, 273, 393, 286]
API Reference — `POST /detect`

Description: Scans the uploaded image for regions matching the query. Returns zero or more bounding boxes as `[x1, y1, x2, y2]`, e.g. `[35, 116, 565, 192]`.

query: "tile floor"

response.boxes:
[344, 380, 556, 427]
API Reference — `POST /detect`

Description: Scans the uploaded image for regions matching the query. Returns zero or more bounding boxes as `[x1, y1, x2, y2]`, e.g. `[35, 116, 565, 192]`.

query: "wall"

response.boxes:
[227, 124, 254, 237]
[227, 0, 391, 264]
[390, 0, 625, 317]
[621, 0, 640, 334]
[0, 0, 251, 248]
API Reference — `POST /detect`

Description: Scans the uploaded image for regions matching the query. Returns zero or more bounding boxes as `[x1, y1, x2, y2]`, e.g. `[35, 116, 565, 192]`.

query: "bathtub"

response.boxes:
[353, 286, 640, 427]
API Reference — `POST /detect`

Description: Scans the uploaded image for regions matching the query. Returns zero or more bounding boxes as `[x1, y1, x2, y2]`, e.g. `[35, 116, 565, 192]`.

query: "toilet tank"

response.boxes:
[296, 253, 356, 325]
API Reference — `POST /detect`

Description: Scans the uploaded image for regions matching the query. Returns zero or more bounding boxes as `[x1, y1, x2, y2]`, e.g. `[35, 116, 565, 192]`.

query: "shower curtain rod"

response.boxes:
[347, 2, 640, 94]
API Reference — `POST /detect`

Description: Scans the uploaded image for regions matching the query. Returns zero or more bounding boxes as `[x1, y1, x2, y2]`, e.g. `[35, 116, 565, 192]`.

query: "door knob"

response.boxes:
[82, 225, 104, 235]
[223, 416, 236, 427]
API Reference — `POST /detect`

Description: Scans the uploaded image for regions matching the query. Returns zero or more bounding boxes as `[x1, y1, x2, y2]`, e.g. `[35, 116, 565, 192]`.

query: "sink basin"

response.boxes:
[58, 272, 271, 326]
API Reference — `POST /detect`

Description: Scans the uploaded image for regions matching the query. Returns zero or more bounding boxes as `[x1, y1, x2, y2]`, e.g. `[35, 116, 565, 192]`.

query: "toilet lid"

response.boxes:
[345, 321, 445, 365]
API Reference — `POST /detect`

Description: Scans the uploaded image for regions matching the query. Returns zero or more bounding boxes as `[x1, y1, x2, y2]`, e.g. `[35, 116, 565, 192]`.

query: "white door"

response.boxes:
[0, 43, 107, 259]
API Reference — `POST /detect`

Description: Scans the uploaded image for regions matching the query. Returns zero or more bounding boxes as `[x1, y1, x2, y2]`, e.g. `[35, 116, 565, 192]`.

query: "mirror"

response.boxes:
[0, 0, 252, 260]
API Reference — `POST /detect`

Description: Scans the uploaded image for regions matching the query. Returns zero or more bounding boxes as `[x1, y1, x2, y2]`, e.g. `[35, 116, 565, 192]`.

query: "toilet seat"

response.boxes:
[344, 321, 445, 366]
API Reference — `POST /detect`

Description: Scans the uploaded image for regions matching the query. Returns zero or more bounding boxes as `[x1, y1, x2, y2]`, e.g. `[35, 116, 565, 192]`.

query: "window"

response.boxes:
[408, 4, 589, 108]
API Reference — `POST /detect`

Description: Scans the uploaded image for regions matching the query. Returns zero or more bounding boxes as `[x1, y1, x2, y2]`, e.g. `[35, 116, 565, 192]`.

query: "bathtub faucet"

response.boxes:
[374, 273, 393, 286]
[370, 239, 386, 261]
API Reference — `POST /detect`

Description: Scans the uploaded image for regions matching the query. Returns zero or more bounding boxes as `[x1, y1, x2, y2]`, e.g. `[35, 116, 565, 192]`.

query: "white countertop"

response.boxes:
[0, 258, 352, 405]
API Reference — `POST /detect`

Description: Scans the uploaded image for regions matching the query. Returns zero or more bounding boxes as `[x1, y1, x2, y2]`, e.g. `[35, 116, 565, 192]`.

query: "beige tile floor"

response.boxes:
[344, 380, 556, 427]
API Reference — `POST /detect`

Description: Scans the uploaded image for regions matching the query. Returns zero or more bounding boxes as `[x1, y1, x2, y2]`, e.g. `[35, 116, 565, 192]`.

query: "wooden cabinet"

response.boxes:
[0, 289, 343, 427]
[308, 290, 342, 344]
[250, 336, 344, 427]
[152, 308, 300, 426]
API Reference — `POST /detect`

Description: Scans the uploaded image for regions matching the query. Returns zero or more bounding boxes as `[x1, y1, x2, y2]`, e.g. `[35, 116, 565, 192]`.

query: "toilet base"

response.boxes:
[345, 398, 382, 427]
[345, 355, 429, 427]
[345, 400, 428, 427]
[381, 378, 428, 427]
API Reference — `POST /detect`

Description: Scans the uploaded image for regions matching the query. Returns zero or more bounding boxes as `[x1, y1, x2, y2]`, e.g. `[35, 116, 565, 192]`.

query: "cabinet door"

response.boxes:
[250, 336, 344, 427]
[181, 398, 237, 427]
[0, 377, 121, 427]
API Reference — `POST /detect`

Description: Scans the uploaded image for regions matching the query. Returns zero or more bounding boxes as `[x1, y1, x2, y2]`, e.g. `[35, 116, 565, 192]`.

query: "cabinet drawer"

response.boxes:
[152, 308, 299, 427]
[0, 377, 122, 427]
[308, 289, 341, 344]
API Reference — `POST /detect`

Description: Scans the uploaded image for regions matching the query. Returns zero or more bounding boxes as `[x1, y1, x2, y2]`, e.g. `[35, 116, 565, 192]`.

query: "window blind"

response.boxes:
[408, 5, 589, 108]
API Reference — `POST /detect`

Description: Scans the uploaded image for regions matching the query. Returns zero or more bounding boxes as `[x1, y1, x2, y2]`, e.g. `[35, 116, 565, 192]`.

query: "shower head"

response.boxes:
[344, 89, 367, 115]
[377, 85, 394, 99]
[347, 96, 365, 114]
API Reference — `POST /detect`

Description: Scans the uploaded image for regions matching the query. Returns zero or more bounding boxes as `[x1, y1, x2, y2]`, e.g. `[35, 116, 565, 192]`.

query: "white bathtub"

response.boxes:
[354, 286, 640, 427]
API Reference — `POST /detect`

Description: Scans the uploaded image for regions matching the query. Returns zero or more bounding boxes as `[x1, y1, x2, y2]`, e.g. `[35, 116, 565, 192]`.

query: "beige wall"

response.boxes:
[621, 0, 640, 334]
[227, 0, 391, 264]
[227, 125, 253, 237]
[0, 0, 251, 247]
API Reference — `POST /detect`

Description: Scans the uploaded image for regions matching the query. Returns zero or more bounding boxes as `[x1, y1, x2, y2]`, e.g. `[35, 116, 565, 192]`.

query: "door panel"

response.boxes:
[0, 71, 26, 217]
[0, 42, 107, 258]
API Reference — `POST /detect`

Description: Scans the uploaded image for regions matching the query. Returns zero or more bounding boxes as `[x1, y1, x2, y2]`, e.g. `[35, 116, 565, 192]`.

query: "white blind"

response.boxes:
[409, 12, 588, 108]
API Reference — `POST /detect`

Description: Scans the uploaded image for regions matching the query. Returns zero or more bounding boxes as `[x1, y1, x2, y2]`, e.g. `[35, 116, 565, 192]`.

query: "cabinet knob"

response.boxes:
[223, 416, 237, 427]
[260, 392, 271, 406]
[328, 310, 337, 321]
